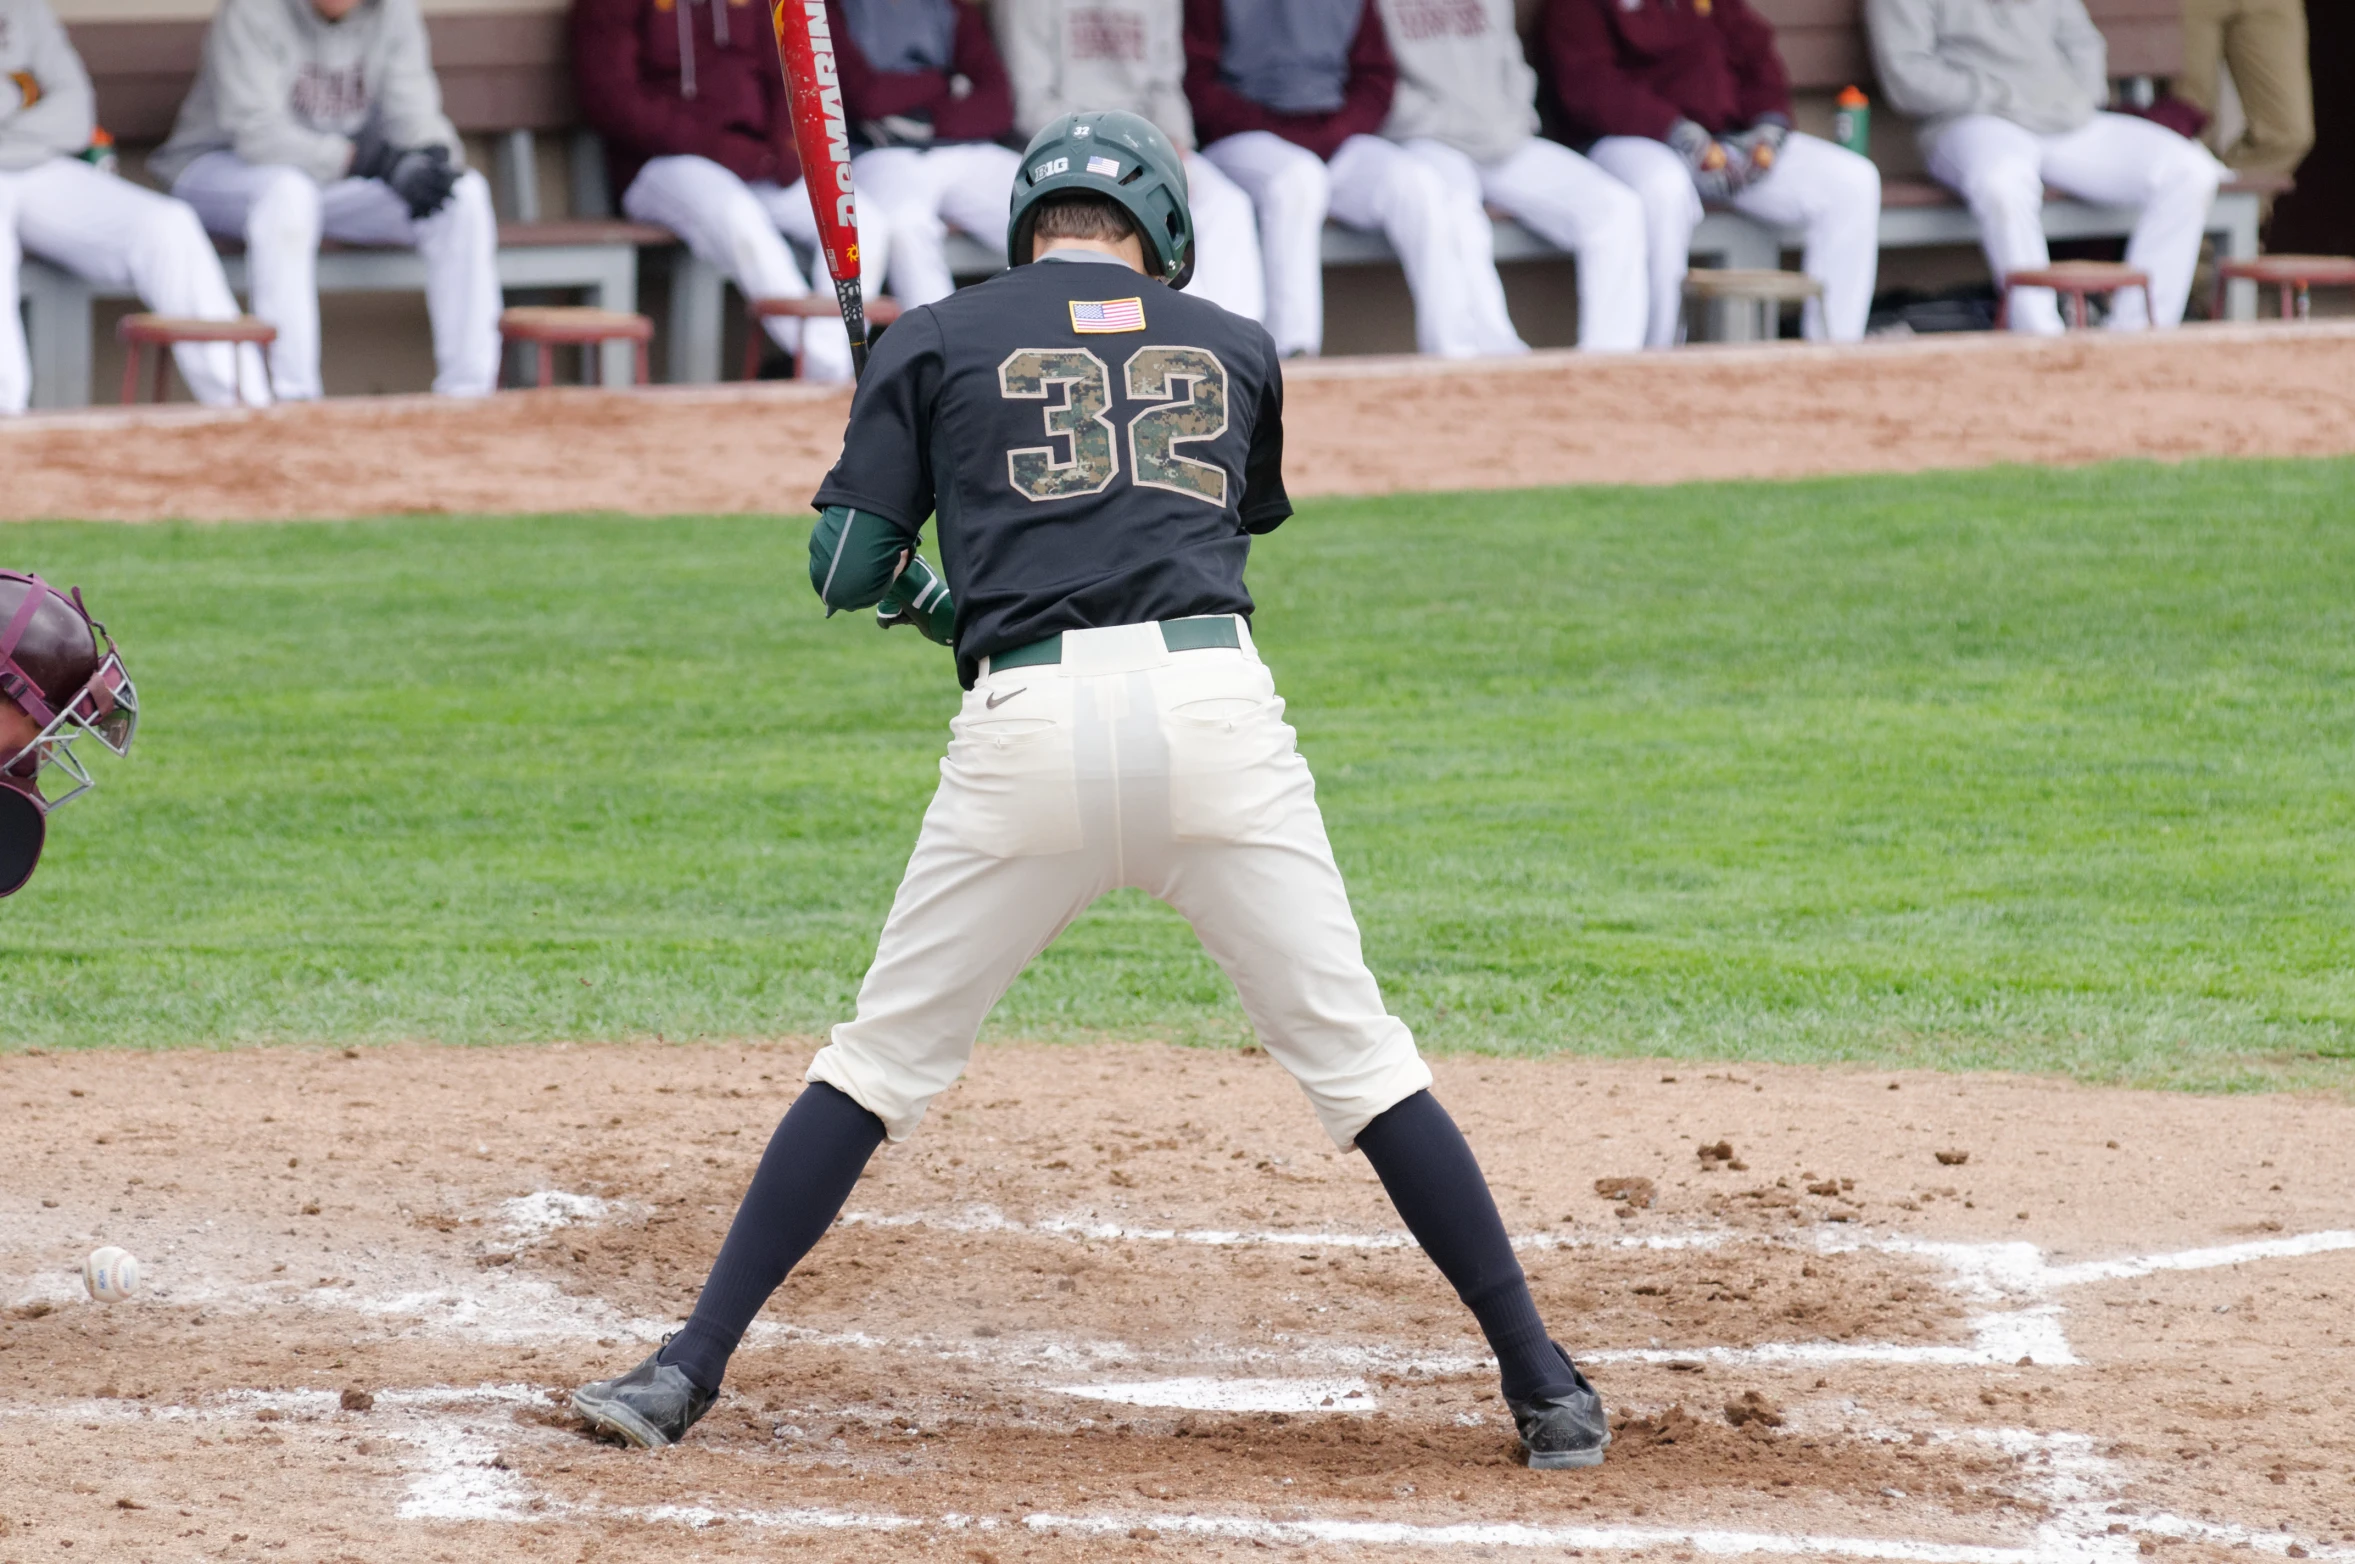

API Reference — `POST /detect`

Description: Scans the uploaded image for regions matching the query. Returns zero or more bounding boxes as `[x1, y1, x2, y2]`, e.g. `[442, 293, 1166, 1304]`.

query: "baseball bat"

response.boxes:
[768, 0, 872, 377]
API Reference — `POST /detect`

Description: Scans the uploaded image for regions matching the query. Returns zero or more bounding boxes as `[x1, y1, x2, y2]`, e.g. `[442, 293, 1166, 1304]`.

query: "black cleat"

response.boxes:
[571, 1345, 716, 1449]
[1507, 1343, 1611, 1470]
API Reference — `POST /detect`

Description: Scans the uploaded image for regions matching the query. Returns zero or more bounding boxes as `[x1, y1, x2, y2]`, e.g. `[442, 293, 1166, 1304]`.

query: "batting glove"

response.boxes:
[876, 554, 955, 646]
[1668, 118, 1741, 203]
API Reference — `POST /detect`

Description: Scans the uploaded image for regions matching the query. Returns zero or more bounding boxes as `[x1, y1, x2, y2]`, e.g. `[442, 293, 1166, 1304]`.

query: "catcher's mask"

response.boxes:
[0, 571, 139, 898]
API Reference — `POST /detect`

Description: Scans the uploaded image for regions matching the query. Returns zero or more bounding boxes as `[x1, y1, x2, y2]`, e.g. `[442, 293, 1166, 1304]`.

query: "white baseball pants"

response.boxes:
[171, 150, 502, 400]
[622, 155, 888, 384]
[1401, 136, 1648, 353]
[850, 142, 1022, 308]
[1589, 130, 1881, 346]
[1180, 150, 1266, 325]
[0, 158, 267, 413]
[1202, 130, 1522, 359]
[1925, 112, 2223, 334]
[805, 620, 1433, 1148]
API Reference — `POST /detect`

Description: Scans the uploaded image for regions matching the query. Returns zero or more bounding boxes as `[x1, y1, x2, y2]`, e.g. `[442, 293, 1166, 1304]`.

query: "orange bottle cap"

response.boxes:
[1837, 86, 1869, 107]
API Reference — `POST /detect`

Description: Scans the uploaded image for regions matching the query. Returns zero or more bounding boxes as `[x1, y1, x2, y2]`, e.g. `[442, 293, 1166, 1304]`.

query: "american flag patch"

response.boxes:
[1086, 154, 1122, 176]
[1070, 297, 1146, 333]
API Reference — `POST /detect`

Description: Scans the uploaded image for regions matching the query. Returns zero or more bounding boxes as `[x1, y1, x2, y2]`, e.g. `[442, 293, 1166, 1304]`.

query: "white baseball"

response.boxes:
[83, 1246, 141, 1303]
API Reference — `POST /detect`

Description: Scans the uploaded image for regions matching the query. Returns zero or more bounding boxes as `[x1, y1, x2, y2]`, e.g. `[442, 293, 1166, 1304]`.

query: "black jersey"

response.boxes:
[812, 252, 1291, 687]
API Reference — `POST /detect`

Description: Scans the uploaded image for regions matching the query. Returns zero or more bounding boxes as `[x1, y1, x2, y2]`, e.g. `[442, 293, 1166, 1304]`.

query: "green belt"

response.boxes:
[988, 616, 1241, 672]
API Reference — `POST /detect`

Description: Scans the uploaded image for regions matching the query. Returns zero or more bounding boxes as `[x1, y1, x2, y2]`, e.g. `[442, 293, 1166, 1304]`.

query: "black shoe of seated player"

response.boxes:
[571, 1343, 716, 1449]
[1507, 1342, 1611, 1470]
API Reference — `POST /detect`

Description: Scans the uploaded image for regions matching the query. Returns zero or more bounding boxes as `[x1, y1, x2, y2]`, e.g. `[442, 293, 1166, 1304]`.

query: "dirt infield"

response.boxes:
[5, 1040, 2352, 1562]
[5, 322, 2353, 522]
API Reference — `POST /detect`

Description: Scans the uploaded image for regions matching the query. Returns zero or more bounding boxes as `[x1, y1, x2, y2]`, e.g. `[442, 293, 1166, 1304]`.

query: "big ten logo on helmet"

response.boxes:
[1389, 0, 1487, 41]
[1064, 7, 1146, 63]
[1033, 156, 1071, 181]
[291, 65, 370, 126]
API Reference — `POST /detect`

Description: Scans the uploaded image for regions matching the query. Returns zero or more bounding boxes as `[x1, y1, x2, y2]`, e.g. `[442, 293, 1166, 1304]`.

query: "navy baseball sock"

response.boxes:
[1355, 1090, 1576, 1405]
[659, 1081, 885, 1393]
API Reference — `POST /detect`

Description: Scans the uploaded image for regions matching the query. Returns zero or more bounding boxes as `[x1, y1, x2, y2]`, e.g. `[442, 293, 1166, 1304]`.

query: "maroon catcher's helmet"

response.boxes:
[1, 572, 140, 898]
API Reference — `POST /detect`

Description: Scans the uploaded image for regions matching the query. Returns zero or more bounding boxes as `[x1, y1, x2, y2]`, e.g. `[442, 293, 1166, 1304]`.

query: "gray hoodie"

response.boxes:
[994, 0, 1194, 149]
[0, 0, 94, 172]
[1866, 0, 2108, 145]
[153, 0, 460, 187]
[1376, 0, 1536, 166]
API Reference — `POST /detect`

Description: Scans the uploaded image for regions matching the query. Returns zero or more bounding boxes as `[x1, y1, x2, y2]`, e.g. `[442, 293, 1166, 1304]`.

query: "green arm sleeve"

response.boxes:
[808, 505, 911, 613]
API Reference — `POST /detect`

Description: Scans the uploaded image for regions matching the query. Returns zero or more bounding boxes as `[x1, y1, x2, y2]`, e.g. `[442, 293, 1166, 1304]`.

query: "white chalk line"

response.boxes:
[11, 1386, 2351, 1563]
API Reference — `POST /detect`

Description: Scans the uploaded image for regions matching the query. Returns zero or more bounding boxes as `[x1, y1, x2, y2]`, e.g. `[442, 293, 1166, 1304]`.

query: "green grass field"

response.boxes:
[6, 456, 2352, 1090]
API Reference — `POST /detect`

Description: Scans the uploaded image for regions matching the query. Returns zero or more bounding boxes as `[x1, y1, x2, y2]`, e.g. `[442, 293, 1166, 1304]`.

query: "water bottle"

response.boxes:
[76, 127, 119, 175]
[1834, 86, 1871, 159]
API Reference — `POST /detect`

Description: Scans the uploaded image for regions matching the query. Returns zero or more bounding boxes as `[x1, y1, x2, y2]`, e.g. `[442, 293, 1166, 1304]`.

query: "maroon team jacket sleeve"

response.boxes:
[937, 2, 1014, 141]
[827, 0, 1011, 140]
[1717, 0, 1794, 125]
[1539, 0, 1686, 142]
[1180, 0, 1392, 160]
[569, 0, 742, 167]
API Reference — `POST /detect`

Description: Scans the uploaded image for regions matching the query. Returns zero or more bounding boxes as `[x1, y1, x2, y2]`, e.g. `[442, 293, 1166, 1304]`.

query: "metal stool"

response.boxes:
[117, 314, 276, 405]
[2212, 254, 2355, 321]
[497, 306, 655, 388]
[741, 293, 905, 380]
[1998, 261, 2150, 330]
[1681, 268, 1822, 343]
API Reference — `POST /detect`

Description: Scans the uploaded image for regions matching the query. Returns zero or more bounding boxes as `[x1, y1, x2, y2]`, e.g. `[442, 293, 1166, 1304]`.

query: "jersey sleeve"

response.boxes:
[811, 307, 944, 530]
[1238, 330, 1290, 535]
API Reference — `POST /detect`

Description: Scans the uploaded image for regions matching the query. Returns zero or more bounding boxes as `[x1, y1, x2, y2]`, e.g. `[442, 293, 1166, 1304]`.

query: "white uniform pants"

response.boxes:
[850, 142, 1023, 307]
[171, 150, 501, 399]
[622, 154, 888, 384]
[1401, 136, 1647, 353]
[1925, 112, 2223, 334]
[1180, 150, 1265, 325]
[806, 620, 1433, 1148]
[0, 158, 267, 413]
[1589, 130, 1881, 346]
[1202, 130, 1516, 359]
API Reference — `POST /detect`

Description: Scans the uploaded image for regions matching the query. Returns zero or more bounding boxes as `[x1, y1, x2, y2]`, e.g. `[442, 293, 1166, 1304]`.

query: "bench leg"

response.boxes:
[669, 251, 726, 385]
[26, 262, 97, 410]
[537, 342, 554, 388]
[120, 343, 141, 406]
[152, 345, 172, 404]
[2294, 283, 2309, 322]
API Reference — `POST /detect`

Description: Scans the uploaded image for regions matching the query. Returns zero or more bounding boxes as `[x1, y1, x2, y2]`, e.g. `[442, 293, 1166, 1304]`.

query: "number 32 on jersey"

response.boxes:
[998, 347, 1228, 507]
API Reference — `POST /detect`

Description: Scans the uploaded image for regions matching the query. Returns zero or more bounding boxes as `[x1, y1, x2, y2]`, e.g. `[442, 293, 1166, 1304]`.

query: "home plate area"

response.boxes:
[4, 1042, 2354, 1562]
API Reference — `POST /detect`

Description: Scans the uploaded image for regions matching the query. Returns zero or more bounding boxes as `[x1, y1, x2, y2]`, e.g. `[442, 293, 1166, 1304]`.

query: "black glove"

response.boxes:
[858, 110, 936, 149]
[383, 145, 461, 219]
[349, 116, 395, 181]
[1667, 117, 1741, 203]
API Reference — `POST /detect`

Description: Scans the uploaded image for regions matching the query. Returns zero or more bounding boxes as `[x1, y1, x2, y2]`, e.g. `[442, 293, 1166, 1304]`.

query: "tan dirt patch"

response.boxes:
[4, 1041, 2354, 1560]
[5, 322, 2353, 523]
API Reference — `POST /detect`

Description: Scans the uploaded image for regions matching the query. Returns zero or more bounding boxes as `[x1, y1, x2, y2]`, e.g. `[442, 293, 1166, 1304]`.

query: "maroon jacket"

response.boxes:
[1539, 0, 1791, 143]
[571, 0, 799, 194]
[1182, 0, 1394, 162]
[830, 0, 1013, 146]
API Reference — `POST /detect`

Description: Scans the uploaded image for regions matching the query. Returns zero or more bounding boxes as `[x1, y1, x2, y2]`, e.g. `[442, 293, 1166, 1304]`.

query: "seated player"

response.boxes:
[833, 0, 1021, 308]
[0, 0, 265, 412]
[1539, 0, 1881, 346]
[1184, 0, 1522, 359]
[571, 110, 1612, 1476]
[994, 0, 1265, 322]
[571, 0, 885, 383]
[153, 0, 500, 399]
[1377, 0, 1647, 353]
[0, 571, 139, 899]
[1869, 0, 2222, 334]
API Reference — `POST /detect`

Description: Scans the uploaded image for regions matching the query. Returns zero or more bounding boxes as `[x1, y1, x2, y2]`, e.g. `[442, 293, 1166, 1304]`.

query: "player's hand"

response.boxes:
[876, 553, 955, 646]
[1728, 118, 1790, 178]
[384, 146, 461, 218]
[5, 70, 41, 113]
[1668, 118, 1740, 202]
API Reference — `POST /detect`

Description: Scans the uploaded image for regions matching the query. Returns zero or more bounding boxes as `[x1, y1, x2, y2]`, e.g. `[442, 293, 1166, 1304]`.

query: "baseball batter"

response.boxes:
[0, 570, 140, 899]
[573, 109, 1611, 1474]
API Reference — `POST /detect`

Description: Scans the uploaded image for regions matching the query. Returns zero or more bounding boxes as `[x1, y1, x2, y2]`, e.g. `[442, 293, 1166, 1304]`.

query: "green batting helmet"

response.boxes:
[1007, 111, 1196, 290]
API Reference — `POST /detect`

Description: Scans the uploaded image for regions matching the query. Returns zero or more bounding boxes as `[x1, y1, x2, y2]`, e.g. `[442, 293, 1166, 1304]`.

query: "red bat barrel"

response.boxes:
[769, 0, 871, 375]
